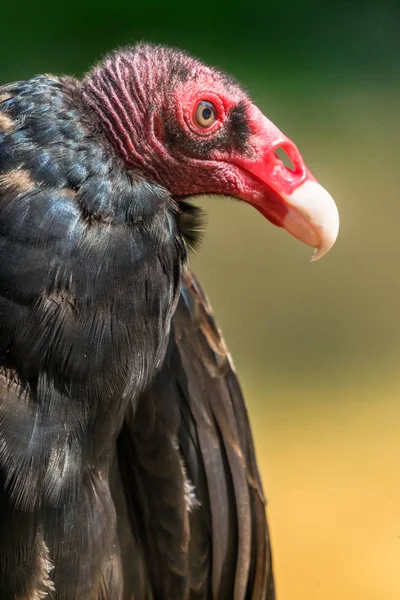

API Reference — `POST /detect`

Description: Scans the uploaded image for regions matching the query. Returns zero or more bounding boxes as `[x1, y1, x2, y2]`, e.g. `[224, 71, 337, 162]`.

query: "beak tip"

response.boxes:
[285, 180, 340, 261]
[311, 247, 329, 262]
[311, 248, 320, 262]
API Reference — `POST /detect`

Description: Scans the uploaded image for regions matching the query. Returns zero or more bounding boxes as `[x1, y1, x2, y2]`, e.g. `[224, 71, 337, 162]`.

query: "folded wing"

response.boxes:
[117, 269, 275, 599]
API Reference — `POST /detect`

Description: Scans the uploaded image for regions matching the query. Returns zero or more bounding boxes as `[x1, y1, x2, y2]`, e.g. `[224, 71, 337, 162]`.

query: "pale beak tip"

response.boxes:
[285, 180, 340, 262]
[311, 248, 320, 262]
[311, 240, 334, 262]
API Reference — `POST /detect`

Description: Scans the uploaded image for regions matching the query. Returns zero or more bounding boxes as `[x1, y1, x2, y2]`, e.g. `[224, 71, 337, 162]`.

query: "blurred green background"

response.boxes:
[1, 1, 399, 598]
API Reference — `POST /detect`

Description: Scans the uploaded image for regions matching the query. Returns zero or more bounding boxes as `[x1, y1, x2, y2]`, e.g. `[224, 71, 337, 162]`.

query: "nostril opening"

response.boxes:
[275, 146, 296, 172]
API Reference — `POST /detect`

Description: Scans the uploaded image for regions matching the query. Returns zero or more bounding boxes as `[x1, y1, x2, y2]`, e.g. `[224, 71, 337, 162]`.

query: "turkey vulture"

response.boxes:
[0, 44, 339, 599]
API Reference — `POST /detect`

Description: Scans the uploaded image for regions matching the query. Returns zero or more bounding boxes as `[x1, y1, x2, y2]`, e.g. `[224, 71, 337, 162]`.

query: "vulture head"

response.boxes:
[82, 43, 339, 260]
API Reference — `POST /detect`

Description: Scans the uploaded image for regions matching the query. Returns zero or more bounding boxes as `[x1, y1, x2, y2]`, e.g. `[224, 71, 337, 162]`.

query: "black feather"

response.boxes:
[0, 74, 185, 598]
[176, 200, 207, 253]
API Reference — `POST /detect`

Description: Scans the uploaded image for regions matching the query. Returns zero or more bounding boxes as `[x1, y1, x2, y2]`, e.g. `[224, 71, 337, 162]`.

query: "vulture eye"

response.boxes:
[195, 101, 217, 128]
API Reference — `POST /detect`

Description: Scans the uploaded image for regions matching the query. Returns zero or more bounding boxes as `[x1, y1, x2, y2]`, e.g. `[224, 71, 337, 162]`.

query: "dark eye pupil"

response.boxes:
[202, 107, 212, 121]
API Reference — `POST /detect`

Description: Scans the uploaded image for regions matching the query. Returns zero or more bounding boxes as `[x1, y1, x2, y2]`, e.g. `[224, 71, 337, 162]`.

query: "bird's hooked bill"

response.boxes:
[281, 180, 339, 261]
[230, 106, 340, 261]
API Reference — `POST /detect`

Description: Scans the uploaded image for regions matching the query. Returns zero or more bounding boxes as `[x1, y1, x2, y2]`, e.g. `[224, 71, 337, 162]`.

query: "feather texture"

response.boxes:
[0, 77, 185, 598]
[116, 270, 275, 599]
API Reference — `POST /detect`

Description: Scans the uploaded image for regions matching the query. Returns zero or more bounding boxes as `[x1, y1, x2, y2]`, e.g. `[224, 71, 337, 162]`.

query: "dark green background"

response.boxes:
[1, 0, 399, 82]
[1, 2, 399, 598]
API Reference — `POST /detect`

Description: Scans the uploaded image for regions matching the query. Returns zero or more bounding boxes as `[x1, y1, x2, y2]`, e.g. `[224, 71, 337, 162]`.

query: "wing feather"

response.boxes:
[118, 269, 275, 599]
[174, 270, 275, 599]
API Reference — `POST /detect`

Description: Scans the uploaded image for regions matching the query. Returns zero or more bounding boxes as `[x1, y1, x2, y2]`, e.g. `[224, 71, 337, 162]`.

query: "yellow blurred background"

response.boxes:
[1, 1, 399, 598]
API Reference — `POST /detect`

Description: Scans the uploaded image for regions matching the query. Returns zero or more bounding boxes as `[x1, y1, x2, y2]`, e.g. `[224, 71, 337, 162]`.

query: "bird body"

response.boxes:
[0, 45, 338, 599]
[0, 72, 186, 599]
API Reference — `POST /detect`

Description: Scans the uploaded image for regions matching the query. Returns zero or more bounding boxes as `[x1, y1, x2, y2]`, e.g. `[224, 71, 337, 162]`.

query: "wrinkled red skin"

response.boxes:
[82, 45, 315, 230]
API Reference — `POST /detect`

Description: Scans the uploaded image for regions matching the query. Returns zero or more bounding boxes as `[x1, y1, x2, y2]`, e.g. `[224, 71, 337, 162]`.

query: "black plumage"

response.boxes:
[0, 48, 275, 599]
